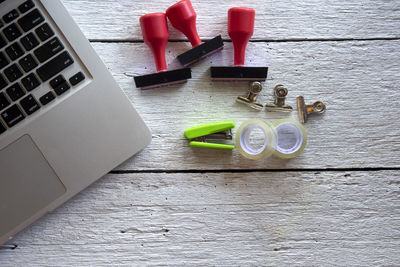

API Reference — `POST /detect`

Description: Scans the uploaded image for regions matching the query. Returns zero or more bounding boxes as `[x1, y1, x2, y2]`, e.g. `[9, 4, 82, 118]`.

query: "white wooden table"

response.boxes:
[1, 0, 400, 265]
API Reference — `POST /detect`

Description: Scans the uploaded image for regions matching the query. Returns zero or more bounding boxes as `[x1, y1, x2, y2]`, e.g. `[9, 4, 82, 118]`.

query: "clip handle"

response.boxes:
[166, 0, 202, 47]
[228, 7, 255, 66]
[189, 141, 235, 150]
[140, 13, 169, 72]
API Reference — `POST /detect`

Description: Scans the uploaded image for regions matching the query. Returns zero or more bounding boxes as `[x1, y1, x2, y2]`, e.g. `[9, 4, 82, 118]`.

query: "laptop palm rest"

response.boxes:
[0, 135, 66, 238]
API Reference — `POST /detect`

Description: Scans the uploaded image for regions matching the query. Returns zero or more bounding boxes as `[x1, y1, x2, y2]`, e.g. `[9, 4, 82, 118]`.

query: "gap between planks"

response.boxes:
[88, 37, 400, 43]
[109, 167, 400, 174]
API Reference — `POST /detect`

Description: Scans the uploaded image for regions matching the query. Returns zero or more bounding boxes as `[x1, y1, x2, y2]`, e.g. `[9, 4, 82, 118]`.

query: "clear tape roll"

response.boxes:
[272, 119, 307, 159]
[235, 119, 277, 160]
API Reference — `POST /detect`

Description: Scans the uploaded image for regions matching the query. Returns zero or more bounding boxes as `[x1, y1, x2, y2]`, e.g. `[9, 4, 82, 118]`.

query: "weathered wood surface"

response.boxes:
[61, 0, 400, 40]
[88, 40, 400, 170]
[1, 171, 399, 266]
[1, 0, 400, 265]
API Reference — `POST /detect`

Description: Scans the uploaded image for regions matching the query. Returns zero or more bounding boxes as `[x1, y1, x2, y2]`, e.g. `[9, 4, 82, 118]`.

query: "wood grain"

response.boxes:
[61, 0, 400, 40]
[1, 1, 399, 264]
[1, 171, 399, 266]
[83, 40, 400, 170]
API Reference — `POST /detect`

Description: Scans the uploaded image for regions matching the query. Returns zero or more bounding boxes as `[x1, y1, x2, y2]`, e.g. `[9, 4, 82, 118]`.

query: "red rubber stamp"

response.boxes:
[134, 13, 192, 89]
[210, 7, 268, 81]
[166, 0, 224, 66]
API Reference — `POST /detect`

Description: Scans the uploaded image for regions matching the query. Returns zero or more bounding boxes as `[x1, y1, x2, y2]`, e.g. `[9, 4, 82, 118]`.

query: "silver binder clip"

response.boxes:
[265, 85, 292, 112]
[236, 82, 264, 110]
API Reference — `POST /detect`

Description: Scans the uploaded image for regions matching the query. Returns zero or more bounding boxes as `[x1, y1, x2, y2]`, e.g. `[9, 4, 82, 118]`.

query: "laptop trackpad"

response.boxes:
[0, 135, 66, 238]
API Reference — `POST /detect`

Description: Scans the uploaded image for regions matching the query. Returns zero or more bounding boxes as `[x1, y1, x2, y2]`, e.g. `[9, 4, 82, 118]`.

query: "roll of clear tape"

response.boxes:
[235, 119, 277, 160]
[272, 119, 307, 159]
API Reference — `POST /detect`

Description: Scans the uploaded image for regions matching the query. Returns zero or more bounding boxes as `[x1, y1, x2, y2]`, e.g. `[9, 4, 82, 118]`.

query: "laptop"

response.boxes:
[0, 0, 151, 245]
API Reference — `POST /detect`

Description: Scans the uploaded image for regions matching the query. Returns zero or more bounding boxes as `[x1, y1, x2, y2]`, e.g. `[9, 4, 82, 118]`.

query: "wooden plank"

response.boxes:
[1, 171, 399, 265]
[82, 40, 400, 170]
[60, 0, 400, 40]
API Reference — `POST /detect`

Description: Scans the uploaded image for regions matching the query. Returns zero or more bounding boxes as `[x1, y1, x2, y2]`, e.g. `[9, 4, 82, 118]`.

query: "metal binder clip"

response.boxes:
[297, 96, 326, 123]
[236, 82, 264, 110]
[265, 84, 292, 112]
[184, 121, 235, 149]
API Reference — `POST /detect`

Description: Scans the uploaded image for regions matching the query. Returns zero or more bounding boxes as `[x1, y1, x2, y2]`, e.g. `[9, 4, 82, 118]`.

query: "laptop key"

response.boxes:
[50, 74, 65, 89]
[0, 92, 10, 111]
[37, 51, 74, 81]
[69, 72, 85, 86]
[4, 64, 23, 82]
[3, 23, 22, 42]
[6, 42, 24, 61]
[39, 91, 55, 106]
[1, 104, 25, 127]
[0, 120, 5, 134]
[18, 0, 35, 14]
[21, 73, 40, 92]
[3, 9, 19, 24]
[19, 54, 38, 72]
[34, 37, 64, 63]
[35, 23, 54, 42]
[0, 74, 7, 90]
[6, 83, 25, 101]
[54, 81, 70, 96]
[18, 9, 44, 32]
[0, 35, 6, 49]
[20, 32, 39, 51]
[0, 52, 9, 69]
[20, 94, 40, 115]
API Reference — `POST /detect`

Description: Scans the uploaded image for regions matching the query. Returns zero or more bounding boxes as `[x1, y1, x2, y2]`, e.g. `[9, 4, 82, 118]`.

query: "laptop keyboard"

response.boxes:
[0, 0, 86, 135]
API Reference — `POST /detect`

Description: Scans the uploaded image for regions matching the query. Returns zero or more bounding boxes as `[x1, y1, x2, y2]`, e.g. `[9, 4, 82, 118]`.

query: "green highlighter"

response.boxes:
[184, 121, 236, 150]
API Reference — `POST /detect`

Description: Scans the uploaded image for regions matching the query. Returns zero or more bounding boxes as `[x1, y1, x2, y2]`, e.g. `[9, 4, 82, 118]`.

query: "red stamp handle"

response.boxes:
[166, 0, 202, 47]
[228, 7, 255, 66]
[140, 13, 169, 72]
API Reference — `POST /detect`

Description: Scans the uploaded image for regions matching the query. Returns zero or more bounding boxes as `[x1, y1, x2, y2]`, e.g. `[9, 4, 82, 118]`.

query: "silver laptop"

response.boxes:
[0, 0, 151, 245]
